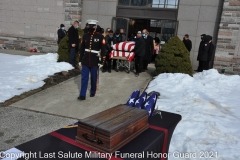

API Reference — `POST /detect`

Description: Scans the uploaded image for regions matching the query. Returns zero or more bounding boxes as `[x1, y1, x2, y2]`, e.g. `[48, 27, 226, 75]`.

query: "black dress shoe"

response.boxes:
[78, 96, 86, 100]
[90, 94, 95, 97]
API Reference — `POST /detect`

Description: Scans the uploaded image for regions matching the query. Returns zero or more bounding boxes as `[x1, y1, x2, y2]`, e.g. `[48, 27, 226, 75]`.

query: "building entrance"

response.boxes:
[112, 17, 178, 43]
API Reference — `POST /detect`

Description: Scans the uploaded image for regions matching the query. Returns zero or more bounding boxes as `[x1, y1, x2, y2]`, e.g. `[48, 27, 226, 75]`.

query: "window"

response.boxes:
[118, 0, 178, 8]
[150, 20, 162, 27]
[131, 0, 147, 6]
[165, 0, 178, 8]
[150, 0, 165, 8]
[118, 0, 130, 6]
[161, 21, 178, 42]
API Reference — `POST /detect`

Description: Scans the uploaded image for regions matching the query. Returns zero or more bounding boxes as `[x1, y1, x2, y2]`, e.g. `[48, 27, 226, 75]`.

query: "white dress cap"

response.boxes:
[87, 19, 98, 25]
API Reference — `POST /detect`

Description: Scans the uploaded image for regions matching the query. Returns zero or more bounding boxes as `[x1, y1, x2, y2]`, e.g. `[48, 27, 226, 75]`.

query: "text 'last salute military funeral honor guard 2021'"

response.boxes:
[78, 19, 106, 101]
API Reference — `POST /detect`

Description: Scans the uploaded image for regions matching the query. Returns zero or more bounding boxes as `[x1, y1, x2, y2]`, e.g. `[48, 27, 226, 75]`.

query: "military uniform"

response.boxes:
[78, 20, 106, 100]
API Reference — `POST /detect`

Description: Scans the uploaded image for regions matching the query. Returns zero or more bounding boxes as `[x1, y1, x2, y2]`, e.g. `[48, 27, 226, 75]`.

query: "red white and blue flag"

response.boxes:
[143, 92, 158, 118]
[112, 41, 135, 52]
[126, 90, 140, 107]
[134, 92, 147, 109]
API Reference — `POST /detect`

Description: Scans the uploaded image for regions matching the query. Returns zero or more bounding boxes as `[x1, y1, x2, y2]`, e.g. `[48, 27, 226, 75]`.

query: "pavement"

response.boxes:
[0, 49, 154, 151]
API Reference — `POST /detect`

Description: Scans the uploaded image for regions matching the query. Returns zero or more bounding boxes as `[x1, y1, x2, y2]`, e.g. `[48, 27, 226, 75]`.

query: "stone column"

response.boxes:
[214, 0, 240, 74]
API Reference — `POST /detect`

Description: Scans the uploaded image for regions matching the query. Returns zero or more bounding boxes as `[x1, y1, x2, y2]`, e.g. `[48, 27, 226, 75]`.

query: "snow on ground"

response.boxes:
[0, 53, 73, 103]
[146, 69, 240, 160]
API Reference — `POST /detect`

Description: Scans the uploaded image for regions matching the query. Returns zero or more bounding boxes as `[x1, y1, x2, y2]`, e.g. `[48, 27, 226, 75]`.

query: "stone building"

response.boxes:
[0, 0, 82, 53]
[214, 0, 240, 74]
[0, 0, 239, 74]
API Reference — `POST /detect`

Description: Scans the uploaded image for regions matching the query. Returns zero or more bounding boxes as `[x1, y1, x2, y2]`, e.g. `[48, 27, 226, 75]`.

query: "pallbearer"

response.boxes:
[78, 20, 106, 100]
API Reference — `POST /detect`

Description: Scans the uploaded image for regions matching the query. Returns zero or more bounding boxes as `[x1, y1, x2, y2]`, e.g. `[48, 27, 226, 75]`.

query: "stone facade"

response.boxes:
[64, 0, 82, 28]
[0, 35, 58, 53]
[214, 0, 240, 74]
[0, 0, 82, 53]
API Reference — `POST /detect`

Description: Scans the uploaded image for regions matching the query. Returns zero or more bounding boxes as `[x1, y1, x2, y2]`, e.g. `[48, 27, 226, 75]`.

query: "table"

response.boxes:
[15, 110, 181, 160]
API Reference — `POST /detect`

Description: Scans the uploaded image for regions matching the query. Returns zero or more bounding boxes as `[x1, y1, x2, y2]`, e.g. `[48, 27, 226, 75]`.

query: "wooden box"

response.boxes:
[76, 104, 149, 153]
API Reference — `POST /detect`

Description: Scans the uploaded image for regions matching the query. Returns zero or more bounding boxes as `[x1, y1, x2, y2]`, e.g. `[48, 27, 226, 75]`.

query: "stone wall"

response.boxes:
[0, 0, 82, 53]
[0, 35, 58, 53]
[64, 0, 82, 28]
[214, 0, 240, 74]
[177, 0, 224, 70]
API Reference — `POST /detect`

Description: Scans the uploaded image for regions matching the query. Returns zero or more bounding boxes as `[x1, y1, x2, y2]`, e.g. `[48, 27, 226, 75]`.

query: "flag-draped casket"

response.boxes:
[110, 41, 135, 62]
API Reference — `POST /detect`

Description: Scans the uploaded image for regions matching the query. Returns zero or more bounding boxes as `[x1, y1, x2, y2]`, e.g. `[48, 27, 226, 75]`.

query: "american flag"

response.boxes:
[126, 90, 140, 107]
[109, 50, 135, 62]
[143, 92, 158, 118]
[112, 41, 135, 52]
[134, 92, 147, 109]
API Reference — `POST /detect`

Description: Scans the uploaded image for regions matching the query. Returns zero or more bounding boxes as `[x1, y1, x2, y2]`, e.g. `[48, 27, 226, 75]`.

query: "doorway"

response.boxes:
[112, 17, 178, 43]
[128, 19, 162, 41]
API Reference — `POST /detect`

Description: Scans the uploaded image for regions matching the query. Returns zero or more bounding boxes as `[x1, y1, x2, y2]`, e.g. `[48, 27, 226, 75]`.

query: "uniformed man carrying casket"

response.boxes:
[78, 20, 106, 100]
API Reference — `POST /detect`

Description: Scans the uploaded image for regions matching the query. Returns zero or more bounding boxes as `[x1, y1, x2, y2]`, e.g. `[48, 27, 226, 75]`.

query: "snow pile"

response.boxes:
[0, 53, 73, 103]
[146, 69, 240, 160]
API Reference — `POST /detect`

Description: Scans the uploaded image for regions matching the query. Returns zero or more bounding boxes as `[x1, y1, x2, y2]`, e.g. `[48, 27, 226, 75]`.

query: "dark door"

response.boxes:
[111, 17, 130, 37]
[160, 20, 178, 43]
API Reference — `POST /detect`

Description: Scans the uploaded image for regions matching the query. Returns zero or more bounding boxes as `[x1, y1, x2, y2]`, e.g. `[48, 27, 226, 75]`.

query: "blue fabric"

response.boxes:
[80, 66, 98, 97]
[134, 92, 147, 109]
[70, 47, 76, 66]
[143, 92, 158, 118]
[126, 90, 140, 107]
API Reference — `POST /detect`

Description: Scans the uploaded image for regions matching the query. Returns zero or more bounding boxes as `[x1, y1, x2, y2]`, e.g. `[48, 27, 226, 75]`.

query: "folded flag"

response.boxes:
[112, 41, 135, 52]
[126, 90, 140, 107]
[134, 92, 147, 109]
[143, 92, 158, 118]
[64, 122, 78, 128]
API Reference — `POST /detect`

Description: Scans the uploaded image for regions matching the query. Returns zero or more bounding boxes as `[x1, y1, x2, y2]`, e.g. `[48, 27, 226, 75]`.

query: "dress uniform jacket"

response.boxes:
[80, 32, 106, 67]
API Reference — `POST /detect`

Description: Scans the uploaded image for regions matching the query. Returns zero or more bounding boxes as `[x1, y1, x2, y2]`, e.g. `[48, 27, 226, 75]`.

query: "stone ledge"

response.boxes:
[215, 56, 237, 63]
[229, 0, 240, 6]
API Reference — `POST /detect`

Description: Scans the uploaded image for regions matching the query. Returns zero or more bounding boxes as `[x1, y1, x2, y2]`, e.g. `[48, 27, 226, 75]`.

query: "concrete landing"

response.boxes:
[10, 65, 154, 119]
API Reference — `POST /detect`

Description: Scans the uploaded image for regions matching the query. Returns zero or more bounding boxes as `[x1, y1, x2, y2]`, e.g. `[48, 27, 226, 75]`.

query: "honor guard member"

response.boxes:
[78, 20, 106, 100]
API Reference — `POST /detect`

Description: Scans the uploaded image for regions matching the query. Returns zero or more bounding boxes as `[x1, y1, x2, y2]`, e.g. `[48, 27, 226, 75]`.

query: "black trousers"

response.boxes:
[204, 61, 210, 70]
[70, 47, 76, 67]
[143, 60, 149, 70]
[197, 61, 208, 72]
[135, 56, 143, 73]
[152, 54, 157, 62]
[103, 55, 111, 70]
[112, 59, 117, 69]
